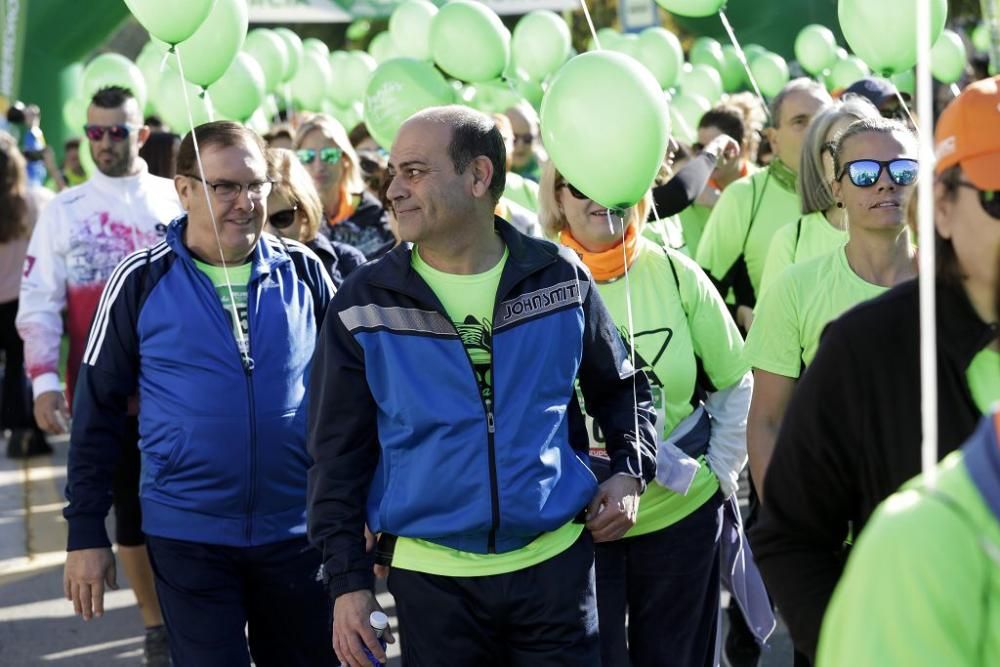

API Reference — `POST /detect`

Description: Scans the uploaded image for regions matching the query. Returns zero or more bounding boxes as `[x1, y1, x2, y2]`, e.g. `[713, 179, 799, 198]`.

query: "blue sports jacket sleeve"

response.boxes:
[307, 286, 379, 600]
[64, 249, 148, 551]
[576, 276, 658, 485]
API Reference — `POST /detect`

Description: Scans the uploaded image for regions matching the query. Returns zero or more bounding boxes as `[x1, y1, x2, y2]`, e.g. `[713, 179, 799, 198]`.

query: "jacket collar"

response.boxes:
[962, 412, 1000, 524]
[87, 157, 152, 195]
[367, 217, 558, 305]
[166, 216, 290, 282]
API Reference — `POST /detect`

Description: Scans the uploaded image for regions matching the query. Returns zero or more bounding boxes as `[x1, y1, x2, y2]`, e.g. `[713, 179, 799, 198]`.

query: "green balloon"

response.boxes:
[82, 53, 148, 111]
[742, 44, 768, 64]
[670, 92, 710, 145]
[795, 24, 838, 75]
[326, 100, 364, 131]
[364, 58, 456, 149]
[368, 32, 399, 64]
[463, 79, 522, 114]
[430, 0, 510, 83]
[719, 45, 746, 91]
[654, 0, 725, 18]
[303, 38, 330, 60]
[160, 0, 248, 88]
[511, 75, 544, 110]
[136, 40, 167, 98]
[891, 69, 915, 96]
[330, 51, 376, 106]
[612, 34, 642, 61]
[511, 11, 571, 82]
[274, 28, 304, 83]
[971, 23, 991, 52]
[244, 29, 289, 93]
[750, 52, 790, 98]
[689, 37, 724, 73]
[828, 54, 870, 90]
[63, 97, 89, 132]
[124, 0, 214, 45]
[592, 28, 623, 52]
[247, 108, 270, 135]
[931, 29, 967, 84]
[838, 0, 948, 75]
[679, 63, 723, 104]
[636, 27, 684, 89]
[154, 67, 213, 132]
[390, 0, 438, 61]
[835, 47, 849, 60]
[541, 51, 670, 209]
[208, 52, 265, 121]
[346, 20, 372, 43]
[291, 49, 333, 112]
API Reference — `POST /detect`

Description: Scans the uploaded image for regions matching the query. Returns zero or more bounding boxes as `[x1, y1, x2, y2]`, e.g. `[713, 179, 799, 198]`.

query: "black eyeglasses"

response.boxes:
[84, 124, 138, 142]
[268, 206, 298, 229]
[558, 181, 589, 200]
[953, 180, 1000, 220]
[183, 174, 272, 202]
[837, 159, 919, 188]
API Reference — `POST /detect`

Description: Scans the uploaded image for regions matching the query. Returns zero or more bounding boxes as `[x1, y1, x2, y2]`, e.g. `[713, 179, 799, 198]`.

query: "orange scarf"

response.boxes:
[709, 159, 750, 192]
[559, 224, 638, 282]
[328, 182, 358, 226]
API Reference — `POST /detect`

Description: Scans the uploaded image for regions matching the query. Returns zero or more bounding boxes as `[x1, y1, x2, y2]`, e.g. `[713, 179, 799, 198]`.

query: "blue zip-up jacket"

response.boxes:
[307, 218, 657, 598]
[65, 217, 335, 550]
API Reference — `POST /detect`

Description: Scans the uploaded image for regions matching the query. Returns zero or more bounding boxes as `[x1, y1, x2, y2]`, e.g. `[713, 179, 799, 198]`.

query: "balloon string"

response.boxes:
[718, 10, 771, 121]
[916, 0, 938, 486]
[949, 83, 961, 98]
[578, 0, 601, 50]
[892, 89, 919, 136]
[158, 50, 171, 74]
[173, 45, 250, 366]
[609, 209, 643, 482]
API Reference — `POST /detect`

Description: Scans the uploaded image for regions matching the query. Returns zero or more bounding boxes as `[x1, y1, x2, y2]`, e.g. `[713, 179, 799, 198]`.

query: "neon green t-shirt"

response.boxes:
[677, 203, 712, 258]
[503, 171, 540, 213]
[744, 246, 887, 378]
[695, 165, 801, 301]
[817, 450, 1000, 667]
[193, 259, 252, 355]
[643, 215, 690, 257]
[967, 347, 1000, 413]
[586, 238, 748, 536]
[758, 211, 849, 298]
[393, 245, 583, 577]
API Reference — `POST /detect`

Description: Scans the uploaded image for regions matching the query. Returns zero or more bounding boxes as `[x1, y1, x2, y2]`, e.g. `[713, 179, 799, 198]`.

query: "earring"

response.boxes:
[836, 202, 844, 208]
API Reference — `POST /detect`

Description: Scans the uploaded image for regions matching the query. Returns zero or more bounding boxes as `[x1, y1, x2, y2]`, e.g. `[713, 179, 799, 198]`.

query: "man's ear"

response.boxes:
[135, 125, 152, 149]
[174, 174, 192, 211]
[469, 155, 495, 198]
[765, 126, 779, 155]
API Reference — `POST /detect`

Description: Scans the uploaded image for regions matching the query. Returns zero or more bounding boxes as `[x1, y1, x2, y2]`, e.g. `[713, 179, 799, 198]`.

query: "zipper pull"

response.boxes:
[485, 399, 495, 433]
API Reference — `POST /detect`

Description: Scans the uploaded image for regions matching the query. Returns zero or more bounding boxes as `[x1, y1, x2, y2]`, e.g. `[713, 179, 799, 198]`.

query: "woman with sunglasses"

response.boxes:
[265, 148, 365, 287]
[538, 161, 752, 667]
[293, 114, 392, 259]
[745, 117, 920, 497]
[758, 97, 880, 296]
[751, 77, 1000, 662]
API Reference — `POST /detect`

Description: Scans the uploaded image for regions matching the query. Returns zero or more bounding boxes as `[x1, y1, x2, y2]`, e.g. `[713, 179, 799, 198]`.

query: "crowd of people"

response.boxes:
[0, 42, 997, 667]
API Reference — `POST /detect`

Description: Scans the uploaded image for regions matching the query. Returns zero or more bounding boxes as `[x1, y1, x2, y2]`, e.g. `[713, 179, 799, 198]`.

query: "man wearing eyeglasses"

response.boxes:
[61, 120, 337, 665]
[16, 85, 180, 665]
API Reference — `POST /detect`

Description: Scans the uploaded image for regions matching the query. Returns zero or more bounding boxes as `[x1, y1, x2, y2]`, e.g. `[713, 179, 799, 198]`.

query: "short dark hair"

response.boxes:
[91, 86, 135, 109]
[699, 106, 746, 149]
[176, 121, 266, 177]
[64, 138, 81, 151]
[446, 108, 506, 202]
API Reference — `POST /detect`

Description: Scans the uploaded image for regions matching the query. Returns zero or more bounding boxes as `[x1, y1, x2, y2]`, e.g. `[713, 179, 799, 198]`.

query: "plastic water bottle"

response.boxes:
[362, 610, 389, 667]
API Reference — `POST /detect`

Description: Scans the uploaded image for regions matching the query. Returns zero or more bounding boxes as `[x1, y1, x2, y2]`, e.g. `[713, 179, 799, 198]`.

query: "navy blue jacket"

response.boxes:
[307, 218, 657, 598]
[65, 218, 335, 550]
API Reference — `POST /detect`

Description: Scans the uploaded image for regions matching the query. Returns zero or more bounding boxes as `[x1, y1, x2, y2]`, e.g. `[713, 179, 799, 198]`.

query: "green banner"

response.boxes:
[0, 0, 27, 107]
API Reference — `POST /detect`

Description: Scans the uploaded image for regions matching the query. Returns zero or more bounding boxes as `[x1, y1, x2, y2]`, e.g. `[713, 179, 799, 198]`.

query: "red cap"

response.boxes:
[934, 75, 1000, 190]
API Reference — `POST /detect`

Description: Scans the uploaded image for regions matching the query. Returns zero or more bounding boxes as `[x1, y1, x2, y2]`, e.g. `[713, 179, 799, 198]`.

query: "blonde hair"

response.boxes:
[538, 161, 652, 239]
[266, 148, 325, 243]
[293, 113, 365, 196]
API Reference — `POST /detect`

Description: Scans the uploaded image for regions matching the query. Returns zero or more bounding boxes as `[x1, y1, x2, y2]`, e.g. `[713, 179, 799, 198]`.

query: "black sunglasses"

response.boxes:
[269, 206, 298, 229]
[558, 181, 589, 200]
[838, 159, 919, 188]
[953, 180, 1000, 220]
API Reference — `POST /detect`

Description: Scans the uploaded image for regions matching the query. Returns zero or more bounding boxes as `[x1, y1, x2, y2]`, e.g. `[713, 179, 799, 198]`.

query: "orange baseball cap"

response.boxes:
[934, 75, 1000, 190]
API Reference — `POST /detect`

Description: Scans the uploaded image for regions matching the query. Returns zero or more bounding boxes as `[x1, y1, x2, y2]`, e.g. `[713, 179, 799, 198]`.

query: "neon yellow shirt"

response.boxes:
[394, 244, 583, 576]
[677, 203, 712, 258]
[695, 166, 801, 300]
[967, 347, 1000, 413]
[758, 211, 848, 297]
[744, 246, 888, 378]
[193, 258, 252, 355]
[586, 238, 747, 536]
[503, 171, 540, 212]
[643, 215, 690, 257]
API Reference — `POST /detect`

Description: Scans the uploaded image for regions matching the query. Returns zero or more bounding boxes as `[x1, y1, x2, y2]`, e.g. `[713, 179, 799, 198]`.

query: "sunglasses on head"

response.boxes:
[558, 181, 589, 200]
[838, 159, 919, 188]
[297, 147, 343, 166]
[269, 205, 299, 229]
[83, 124, 136, 142]
[952, 180, 1000, 220]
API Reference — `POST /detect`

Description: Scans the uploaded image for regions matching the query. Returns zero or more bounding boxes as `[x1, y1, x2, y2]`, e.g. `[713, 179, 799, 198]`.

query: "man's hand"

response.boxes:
[332, 590, 395, 667]
[35, 391, 69, 435]
[586, 474, 642, 543]
[703, 134, 741, 163]
[64, 548, 117, 621]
